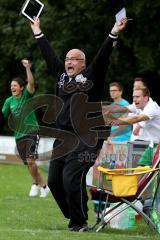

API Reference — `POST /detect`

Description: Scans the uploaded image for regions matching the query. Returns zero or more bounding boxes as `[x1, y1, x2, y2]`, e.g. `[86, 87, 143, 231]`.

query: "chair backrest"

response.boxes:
[136, 144, 160, 197]
[152, 144, 160, 168]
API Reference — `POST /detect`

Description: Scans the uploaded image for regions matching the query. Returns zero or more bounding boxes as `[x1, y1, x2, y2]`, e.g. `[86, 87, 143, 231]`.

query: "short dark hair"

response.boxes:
[11, 77, 27, 87]
[134, 77, 147, 87]
[109, 82, 123, 91]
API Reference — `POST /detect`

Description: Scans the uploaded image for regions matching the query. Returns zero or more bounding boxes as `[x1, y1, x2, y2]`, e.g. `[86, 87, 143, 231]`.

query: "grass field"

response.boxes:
[0, 163, 159, 240]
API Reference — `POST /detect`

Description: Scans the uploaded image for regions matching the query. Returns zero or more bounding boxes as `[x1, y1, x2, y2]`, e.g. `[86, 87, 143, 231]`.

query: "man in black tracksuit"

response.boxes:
[30, 17, 127, 231]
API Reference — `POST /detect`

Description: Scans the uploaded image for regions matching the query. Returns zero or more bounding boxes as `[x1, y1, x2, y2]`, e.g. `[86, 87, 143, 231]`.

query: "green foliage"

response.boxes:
[0, 0, 160, 126]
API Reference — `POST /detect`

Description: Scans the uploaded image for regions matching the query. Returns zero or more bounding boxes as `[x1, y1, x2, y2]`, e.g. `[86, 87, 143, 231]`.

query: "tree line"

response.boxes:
[0, 0, 160, 134]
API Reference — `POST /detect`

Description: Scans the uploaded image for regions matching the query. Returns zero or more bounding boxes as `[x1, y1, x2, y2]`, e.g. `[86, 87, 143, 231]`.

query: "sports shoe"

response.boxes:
[40, 186, 50, 198]
[70, 223, 88, 232]
[68, 220, 75, 230]
[29, 184, 39, 197]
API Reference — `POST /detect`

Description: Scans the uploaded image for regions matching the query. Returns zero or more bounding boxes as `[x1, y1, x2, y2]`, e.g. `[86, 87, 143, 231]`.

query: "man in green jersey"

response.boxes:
[2, 59, 50, 197]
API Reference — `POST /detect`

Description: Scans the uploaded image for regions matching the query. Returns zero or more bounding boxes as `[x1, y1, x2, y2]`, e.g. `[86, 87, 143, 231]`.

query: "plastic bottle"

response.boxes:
[116, 206, 136, 229]
[150, 209, 160, 233]
[109, 154, 116, 169]
[128, 208, 136, 228]
[117, 208, 129, 229]
[104, 203, 137, 229]
[104, 204, 121, 228]
[109, 211, 121, 228]
[109, 160, 115, 169]
[108, 204, 129, 229]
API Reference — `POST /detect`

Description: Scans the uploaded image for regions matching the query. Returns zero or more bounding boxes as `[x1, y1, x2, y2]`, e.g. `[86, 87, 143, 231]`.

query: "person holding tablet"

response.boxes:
[1, 59, 50, 198]
[20, 0, 44, 23]
[30, 17, 127, 231]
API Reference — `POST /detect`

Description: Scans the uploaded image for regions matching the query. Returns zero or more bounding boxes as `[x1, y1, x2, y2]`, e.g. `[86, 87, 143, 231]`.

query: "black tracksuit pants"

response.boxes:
[48, 140, 99, 226]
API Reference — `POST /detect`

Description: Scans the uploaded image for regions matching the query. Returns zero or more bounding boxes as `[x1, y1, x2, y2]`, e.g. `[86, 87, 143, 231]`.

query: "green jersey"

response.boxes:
[2, 88, 39, 139]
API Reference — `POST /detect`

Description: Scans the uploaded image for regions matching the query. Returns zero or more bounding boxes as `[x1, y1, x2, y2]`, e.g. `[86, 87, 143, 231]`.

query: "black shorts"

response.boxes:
[16, 133, 39, 165]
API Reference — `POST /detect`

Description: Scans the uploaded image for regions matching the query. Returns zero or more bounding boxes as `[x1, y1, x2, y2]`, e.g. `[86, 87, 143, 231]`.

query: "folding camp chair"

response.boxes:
[94, 144, 160, 233]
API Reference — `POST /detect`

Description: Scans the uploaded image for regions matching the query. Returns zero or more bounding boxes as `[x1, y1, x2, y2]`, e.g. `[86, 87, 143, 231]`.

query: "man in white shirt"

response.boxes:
[127, 88, 160, 142]
[103, 87, 160, 143]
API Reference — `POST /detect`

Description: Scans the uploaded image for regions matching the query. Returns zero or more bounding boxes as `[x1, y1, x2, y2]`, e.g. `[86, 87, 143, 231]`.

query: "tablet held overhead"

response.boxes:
[20, 0, 44, 22]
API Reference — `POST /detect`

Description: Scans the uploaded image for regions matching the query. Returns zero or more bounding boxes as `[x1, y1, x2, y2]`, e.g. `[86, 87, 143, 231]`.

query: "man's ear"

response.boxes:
[144, 96, 149, 103]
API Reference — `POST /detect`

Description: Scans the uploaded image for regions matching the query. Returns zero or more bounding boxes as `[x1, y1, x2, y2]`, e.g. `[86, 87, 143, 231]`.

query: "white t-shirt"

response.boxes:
[127, 98, 160, 142]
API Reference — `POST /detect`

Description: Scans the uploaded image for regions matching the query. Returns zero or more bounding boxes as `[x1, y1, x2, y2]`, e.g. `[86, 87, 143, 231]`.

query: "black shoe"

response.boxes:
[68, 220, 75, 229]
[70, 224, 88, 232]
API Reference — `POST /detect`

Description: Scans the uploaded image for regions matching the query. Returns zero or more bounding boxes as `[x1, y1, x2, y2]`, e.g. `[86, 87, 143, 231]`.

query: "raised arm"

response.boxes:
[86, 18, 128, 97]
[30, 17, 64, 77]
[21, 59, 35, 94]
[89, 18, 128, 76]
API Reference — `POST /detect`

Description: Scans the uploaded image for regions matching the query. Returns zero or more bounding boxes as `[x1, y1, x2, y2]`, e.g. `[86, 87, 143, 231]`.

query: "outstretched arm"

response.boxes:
[103, 111, 150, 126]
[88, 18, 128, 94]
[30, 17, 64, 77]
[119, 114, 150, 125]
[21, 59, 35, 94]
[102, 104, 130, 115]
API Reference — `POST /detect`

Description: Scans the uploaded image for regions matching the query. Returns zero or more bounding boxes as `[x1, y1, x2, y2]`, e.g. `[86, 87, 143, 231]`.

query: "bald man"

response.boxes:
[30, 17, 127, 232]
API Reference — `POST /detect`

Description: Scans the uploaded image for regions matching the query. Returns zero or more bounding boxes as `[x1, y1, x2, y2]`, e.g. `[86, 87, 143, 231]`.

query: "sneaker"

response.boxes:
[29, 184, 39, 197]
[68, 220, 75, 230]
[40, 186, 50, 198]
[70, 223, 88, 232]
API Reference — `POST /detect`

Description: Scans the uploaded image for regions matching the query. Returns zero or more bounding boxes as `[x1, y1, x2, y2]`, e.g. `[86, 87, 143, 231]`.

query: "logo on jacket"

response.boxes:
[58, 73, 93, 93]
[58, 73, 67, 88]
[75, 74, 87, 83]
